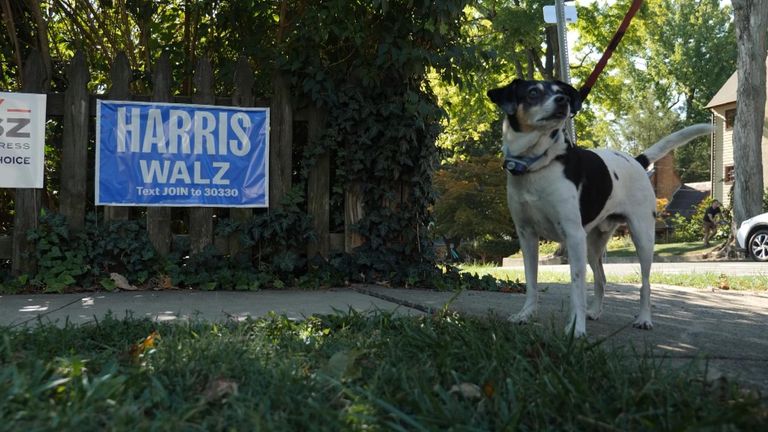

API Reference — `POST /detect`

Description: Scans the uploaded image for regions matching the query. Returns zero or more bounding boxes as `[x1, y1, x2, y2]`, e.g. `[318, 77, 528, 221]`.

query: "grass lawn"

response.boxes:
[460, 265, 768, 292]
[488, 238, 768, 291]
[508, 238, 717, 259]
[605, 239, 716, 258]
[1, 313, 765, 430]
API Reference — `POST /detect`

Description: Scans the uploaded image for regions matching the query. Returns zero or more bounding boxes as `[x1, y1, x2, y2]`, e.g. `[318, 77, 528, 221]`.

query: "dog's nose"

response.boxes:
[555, 95, 568, 106]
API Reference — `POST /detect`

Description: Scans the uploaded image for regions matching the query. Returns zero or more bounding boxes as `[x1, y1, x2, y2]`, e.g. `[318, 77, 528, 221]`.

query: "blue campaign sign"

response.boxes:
[96, 100, 269, 207]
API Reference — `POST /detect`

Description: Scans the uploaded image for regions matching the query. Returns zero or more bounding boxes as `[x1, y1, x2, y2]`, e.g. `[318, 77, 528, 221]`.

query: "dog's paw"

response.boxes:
[632, 318, 653, 330]
[508, 313, 530, 325]
[565, 324, 587, 338]
[565, 317, 587, 338]
[509, 309, 536, 325]
[587, 305, 603, 321]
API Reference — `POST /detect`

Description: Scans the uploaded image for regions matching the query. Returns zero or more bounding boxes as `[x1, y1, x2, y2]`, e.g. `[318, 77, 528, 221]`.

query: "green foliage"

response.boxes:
[2, 1, 488, 290]
[457, 238, 520, 264]
[572, 0, 734, 179]
[432, 155, 514, 243]
[24, 211, 162, 292]
[668, 198, 730, 242]
[429, 1, 554, 161]
[763, 188, 768, 212]
[3, 205, 503, 293]
[2, 314, 765, 430]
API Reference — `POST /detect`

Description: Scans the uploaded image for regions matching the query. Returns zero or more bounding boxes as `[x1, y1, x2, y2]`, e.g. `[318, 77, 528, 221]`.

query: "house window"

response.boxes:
[724, 165, 735, 183]
[725, 109, 736, 130]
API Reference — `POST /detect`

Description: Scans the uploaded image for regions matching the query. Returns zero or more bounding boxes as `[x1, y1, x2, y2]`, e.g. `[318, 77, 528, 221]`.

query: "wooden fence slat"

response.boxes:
[269, 73, 293, 208]
[228, 56, 255, 256]
[59, 50, 89, 231]
[307, 105, 329, 258]
[345, 183, 365, 252]
[146, 52, 172, 256]
[189, 57, 214, 254]
[103, 51, 132, 222]
[12, 49, 46, 275]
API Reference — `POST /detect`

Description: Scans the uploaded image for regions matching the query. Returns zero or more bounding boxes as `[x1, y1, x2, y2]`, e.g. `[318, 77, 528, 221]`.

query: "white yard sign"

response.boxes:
[0, 92, 46, 188]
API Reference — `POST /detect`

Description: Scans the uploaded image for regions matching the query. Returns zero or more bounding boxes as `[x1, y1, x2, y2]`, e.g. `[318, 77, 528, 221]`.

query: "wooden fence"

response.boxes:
[1, 50, 364, 275]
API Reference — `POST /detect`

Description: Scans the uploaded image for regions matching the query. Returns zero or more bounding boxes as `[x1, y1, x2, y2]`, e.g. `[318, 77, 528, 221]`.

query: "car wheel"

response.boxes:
[748, 229, 768, 262]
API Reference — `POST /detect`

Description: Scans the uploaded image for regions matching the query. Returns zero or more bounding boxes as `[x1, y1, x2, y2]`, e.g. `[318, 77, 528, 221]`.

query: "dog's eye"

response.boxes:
[528, 88, 541, 99]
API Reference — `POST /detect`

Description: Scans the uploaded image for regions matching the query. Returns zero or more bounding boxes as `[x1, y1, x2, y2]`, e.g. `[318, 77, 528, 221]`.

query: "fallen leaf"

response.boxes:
[483, 381, 495, 398]
[110, 273, 138, 291]
[203, 378, 239, 402]
[449, 382, 482, 399]
[127, 330, 160, 363]
[321, 349, 362, 381]
[718, 274, 730, 290]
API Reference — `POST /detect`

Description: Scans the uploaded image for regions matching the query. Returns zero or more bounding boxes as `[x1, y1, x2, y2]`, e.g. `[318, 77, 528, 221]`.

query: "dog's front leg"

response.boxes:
[511, 230, 539, 324]
[564, 230, 588, 337]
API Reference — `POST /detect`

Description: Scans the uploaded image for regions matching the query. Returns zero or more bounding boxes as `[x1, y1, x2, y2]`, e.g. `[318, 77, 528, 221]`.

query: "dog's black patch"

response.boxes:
[613, 171, 619, 181]
[556, 147, 613, 226]
[507, 114, 521, 132]
[550, 129, 560, 140]
[635, 154, 650, 169]
[607, 213, 626, 222]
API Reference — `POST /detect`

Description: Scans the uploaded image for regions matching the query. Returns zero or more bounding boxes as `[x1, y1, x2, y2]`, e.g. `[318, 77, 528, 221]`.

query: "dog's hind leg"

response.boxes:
[586, 228, 613, 321]
[511, 229, 540, 324]
[627, 216, 655, 330]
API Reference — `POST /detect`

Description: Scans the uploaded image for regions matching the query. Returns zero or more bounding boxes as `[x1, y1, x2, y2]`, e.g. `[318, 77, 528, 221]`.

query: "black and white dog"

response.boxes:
[487, 79, 712, 337]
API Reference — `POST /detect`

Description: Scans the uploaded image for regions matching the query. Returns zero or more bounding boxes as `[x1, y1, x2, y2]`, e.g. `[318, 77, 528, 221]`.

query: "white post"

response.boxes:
[555, 0, 576, 142]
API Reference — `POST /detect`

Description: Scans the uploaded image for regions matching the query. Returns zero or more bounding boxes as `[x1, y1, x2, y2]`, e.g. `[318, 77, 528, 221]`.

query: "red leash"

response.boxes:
[579, 0, 645, 102]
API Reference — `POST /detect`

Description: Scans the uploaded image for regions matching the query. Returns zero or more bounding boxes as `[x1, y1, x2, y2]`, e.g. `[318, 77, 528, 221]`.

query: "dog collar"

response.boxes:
[503, 152, 547, 175]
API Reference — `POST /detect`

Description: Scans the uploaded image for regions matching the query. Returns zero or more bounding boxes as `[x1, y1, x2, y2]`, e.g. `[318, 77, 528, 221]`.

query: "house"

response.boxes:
[706, 57, 768, 204]
[648, 152, 709, 219]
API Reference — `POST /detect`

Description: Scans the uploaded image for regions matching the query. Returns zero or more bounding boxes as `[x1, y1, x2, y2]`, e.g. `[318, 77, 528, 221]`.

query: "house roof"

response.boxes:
[705, 71, 737, 108]
[665, 183, 709, 219]
[706, 56, 768, 109]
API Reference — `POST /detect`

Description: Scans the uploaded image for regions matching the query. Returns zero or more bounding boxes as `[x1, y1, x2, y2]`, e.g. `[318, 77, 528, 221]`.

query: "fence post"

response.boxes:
[189, 57, 214, 254]
[229, 56, 254, 256]
[59, 50, 89, 231]
[103, 51, 132, 222]
[146, 52, 172, 255]
[269, 73, 292, 208]
[11, 49, 46, 275]
[307, 105, 329, 258]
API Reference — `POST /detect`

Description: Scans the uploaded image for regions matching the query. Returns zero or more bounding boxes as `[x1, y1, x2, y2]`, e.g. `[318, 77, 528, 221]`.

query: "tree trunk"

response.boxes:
[731, 0, 768, 226]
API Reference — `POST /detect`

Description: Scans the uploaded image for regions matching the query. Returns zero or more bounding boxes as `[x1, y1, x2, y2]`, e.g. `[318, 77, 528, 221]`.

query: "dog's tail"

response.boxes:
[635, 123, 714, 169]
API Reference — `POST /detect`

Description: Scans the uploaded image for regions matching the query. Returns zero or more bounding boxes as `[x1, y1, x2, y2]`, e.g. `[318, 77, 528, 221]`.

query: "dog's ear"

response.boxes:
[487, 79, 521, 114]
[486, 87, 507, 106]
[555, 80, 582, 114]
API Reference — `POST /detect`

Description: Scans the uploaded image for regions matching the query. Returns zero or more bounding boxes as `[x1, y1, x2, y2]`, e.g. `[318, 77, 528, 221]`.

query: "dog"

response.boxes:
[487, 79, 713, 337]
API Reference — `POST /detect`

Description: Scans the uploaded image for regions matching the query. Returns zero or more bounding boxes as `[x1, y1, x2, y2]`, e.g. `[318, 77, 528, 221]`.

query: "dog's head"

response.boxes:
[487, 79, 581, 132]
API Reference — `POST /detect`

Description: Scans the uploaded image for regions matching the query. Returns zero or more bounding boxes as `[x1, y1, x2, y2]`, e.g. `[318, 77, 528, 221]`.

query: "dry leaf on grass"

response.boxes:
[127, 330, 160, 363]
[203, 378, 239, 402]
[448, 382, 482, 399]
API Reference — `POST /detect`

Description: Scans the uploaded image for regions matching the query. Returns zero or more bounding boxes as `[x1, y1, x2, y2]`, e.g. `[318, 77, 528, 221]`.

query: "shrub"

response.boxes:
[458, 238, 519, 264]
[668, 198, 730, 242]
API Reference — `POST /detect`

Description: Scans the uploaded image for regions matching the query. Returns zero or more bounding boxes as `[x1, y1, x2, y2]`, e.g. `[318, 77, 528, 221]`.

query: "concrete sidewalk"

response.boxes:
[2, 284, 767, 393]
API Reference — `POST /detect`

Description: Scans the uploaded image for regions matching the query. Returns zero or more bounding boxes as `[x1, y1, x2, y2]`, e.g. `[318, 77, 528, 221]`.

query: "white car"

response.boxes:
[736, 212, 768, 262]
